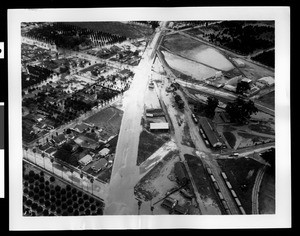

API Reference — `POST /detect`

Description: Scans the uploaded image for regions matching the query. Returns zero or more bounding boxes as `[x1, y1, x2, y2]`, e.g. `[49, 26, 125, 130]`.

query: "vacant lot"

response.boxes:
[137, 130, 170, 166]
[163, 33, 205, 52]
[258, 91, 275, 109]
[134, 150, 179, 202]
[161, 50, 217, 80]
[223, 131, 236, 148]
[84, 107, 123, 141]
[185, 154, 221, 214]
[67, 22, 154, 39]
[248, 123, 275, 136]
[217, 158, 263, 214]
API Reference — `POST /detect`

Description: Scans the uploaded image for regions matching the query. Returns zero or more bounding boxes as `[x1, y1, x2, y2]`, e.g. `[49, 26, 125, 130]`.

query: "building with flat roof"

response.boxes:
[150, 122, 169, 131]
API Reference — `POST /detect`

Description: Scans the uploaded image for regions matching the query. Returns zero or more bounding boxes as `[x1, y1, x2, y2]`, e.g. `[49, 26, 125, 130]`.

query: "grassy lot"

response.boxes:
[223, 131, 236, 148]
[248, 123, 275, 135]
[84, 107, 123, 140]
[258, 91, 275, 109]
[217, 158, 263, 214]
[237, 132, 272, 142]
[184, 154, 220, 203]
[137, 130, 170, 166]
[67, 22, 154, 39]
[162, 33, 205, 52]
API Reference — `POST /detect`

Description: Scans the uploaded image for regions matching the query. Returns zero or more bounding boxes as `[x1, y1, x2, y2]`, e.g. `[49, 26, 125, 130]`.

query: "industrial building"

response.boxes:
[199, 117, 222, 148]
[149, 122, 169, 131]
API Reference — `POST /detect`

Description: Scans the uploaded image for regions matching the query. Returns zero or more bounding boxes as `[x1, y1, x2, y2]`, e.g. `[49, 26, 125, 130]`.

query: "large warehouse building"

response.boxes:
[199, 117, 222, 148]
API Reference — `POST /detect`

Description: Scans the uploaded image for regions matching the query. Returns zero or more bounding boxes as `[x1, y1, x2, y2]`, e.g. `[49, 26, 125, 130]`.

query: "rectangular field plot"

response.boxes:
[83, 107, 123, 141]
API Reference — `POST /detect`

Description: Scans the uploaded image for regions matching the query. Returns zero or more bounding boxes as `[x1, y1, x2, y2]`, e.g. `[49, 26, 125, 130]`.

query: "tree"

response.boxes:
[53, 143, 73, 163]
[206, 96, 219, 118]
[90, 178, 94, 195]
[41, 153, 46, 168]
[225, 97, 258, 124]
[32, 148, 37, 164]
[236, 81, 250, 95]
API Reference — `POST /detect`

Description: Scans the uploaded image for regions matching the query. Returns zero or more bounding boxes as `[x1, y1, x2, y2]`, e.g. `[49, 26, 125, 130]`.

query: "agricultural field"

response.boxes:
[23, 162, 104, 216]
[161, 50, 217, 80]
[217, 157, 264, 214]
[83, 107, 123, 141]
[160, 34, 243, 81]
[67, 21, 154, 39]
[162, 33, 234, 71]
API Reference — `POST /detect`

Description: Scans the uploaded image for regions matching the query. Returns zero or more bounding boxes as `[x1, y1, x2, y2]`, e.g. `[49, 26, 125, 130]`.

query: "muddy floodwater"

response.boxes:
[162, 50, 217, 80]
[182, 45, 235, 71]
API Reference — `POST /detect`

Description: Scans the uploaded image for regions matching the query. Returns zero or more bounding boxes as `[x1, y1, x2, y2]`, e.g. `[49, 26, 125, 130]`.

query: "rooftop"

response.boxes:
[150, 122, 169, 130]
[199, 117, 222, 147]
[79, 154, 93, 166]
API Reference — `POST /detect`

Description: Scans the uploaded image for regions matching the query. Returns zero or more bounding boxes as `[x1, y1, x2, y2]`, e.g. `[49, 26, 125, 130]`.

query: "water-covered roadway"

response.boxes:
[104, 22, 168, 215]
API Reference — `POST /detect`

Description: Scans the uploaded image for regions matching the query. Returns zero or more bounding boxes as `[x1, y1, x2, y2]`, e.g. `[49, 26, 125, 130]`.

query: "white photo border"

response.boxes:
[8, 7, 291, 230]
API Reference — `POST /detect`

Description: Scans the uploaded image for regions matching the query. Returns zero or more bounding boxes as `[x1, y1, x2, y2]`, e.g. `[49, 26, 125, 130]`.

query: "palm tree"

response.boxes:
[32, 148, 37, 164]
[80, 172, 83, 190]
[25, 147, 28, 159]
[50, 158, 54, 173]
[41, 153, 45, 169]
[70, 169, 74, 185]
[90, 177, 94, 195]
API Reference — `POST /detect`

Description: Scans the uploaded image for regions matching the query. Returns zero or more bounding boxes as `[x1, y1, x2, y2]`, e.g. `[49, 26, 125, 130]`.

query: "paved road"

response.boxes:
[104, 22, 168, 215]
